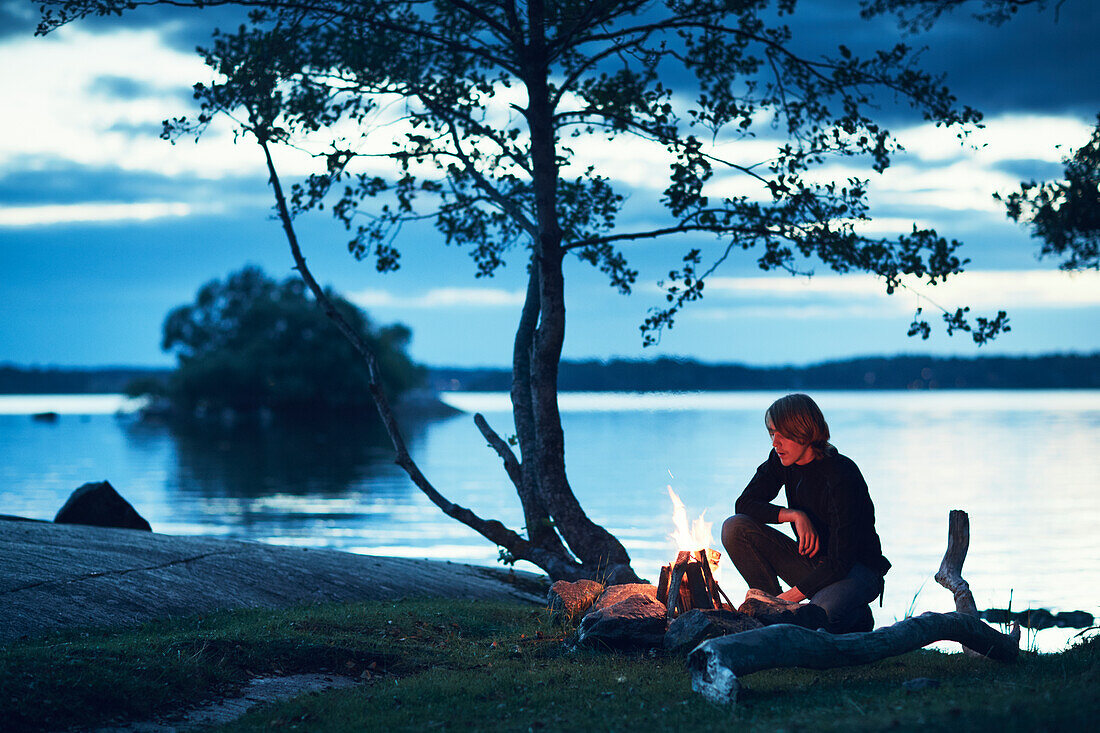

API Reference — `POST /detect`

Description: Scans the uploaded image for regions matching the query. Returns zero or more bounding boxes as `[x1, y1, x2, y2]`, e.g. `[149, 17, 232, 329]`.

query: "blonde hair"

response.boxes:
[766, 393, 832, 458]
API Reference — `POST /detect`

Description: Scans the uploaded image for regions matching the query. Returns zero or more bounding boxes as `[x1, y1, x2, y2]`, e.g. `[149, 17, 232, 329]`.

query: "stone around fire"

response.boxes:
[664, 609, 764, 655]
[591, 582, 658, 611]
[547, 579, 605, 623]
[576, 593, 668, 650]
[736, 588, 828, 629]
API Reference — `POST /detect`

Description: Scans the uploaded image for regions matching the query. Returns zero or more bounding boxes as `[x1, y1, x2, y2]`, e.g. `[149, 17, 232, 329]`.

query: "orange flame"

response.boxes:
[667, 486, 713, 550]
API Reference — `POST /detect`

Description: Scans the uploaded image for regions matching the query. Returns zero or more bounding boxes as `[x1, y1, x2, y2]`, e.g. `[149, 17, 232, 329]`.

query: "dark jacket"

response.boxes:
[735, 446, 890, 597]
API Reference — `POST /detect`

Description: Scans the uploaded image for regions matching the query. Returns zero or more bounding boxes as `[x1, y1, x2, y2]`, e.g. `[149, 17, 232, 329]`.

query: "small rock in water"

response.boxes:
[1055, 610, 1094, 628]
[1015, 608, 1056, 630]
[980, 608, 1014, 624]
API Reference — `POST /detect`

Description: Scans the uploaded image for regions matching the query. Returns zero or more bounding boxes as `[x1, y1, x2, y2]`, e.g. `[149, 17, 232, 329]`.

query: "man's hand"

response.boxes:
[778, 508, 820, 558]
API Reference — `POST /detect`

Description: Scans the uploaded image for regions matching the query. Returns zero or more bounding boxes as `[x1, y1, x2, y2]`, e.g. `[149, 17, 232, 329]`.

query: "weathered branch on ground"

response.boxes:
[688, 611, 1020, 706]
[934, 509, 1021, 654]
[934, 509, 979, 616]
[688, 508, 1021, 706]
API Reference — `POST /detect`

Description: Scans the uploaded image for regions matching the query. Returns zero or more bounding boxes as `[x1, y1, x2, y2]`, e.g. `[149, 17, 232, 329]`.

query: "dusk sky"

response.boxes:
[1, 0, 1097, 369]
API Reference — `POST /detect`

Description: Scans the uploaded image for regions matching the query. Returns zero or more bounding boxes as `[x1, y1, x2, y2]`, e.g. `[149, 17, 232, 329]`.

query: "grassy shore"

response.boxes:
[1, 599, 1095, 732]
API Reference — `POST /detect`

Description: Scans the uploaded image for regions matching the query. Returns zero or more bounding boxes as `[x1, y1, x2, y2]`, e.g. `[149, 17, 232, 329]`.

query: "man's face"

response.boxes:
[766, 417, 814, 466]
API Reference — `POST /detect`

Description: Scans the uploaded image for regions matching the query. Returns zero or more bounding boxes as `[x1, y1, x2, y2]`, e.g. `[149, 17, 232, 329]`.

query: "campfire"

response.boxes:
[656, 488, 734, 618]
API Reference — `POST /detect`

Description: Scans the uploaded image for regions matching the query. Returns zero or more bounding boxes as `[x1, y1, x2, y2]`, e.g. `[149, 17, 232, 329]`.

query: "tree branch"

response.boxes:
[473, 412, 522, 489]
[257, 132, 576, 575]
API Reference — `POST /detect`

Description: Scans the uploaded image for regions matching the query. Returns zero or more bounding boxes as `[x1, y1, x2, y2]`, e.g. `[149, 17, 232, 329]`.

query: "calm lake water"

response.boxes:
[2, 390, 1097, 651]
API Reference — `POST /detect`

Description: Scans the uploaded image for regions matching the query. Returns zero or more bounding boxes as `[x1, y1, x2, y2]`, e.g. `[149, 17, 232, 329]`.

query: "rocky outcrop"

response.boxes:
[0, 519, 546, 643]
[53, 481, 151, 531]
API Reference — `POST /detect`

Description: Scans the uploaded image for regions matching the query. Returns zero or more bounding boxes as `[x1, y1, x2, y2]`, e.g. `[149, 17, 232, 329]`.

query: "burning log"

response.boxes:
[657, 549, 735, 618]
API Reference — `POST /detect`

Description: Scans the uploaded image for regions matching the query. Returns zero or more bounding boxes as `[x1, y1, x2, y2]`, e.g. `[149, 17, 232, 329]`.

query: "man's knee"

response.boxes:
[721, 514, 759, 548]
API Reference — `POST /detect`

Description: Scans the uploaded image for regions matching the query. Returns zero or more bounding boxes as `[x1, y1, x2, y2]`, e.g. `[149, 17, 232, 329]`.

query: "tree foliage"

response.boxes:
[859, 0, 1061, 31]
[38, 0, 1010, 580]
[994, 115, 1100, 270]
[161, 265, 423, 417]
[864, 0, 1098, 272]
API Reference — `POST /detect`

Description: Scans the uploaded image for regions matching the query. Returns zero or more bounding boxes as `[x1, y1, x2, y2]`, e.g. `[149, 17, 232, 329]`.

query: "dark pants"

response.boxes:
[721, 514, 883, 633]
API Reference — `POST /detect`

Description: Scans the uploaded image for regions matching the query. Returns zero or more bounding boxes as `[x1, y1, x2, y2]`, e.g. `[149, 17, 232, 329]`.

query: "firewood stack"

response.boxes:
[656, 549, 733, 618]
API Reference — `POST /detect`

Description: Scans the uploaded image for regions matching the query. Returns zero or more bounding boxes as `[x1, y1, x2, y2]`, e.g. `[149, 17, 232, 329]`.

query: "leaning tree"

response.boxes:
[38, 0, 1008, 582]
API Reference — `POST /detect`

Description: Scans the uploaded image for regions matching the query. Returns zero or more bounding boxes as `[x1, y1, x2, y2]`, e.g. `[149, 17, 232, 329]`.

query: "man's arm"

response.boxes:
[735, 452, 786, 523]
[774, 508, 820, 602]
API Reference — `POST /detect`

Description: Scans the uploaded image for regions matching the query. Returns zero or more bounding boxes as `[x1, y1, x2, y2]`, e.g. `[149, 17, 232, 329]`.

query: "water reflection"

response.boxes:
[112, 411, 460, 547]
[164, 416, 398, 498]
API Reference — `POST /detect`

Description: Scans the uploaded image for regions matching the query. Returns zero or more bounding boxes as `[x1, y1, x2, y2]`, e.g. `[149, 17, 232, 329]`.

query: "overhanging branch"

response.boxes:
[256, 131, 580, 576]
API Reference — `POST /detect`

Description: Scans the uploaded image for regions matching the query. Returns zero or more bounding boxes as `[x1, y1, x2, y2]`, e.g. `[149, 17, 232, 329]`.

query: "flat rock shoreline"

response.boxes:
[0, 518, 548, 644]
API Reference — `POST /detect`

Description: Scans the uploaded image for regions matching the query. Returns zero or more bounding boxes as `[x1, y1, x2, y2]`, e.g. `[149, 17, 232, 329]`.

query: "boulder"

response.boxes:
[576, 594, 668, 650]
[591, 582, 658, 611]
[548, 579, 604, 622]
[664, 608, 763, 655]
[54, 481, 151, 531]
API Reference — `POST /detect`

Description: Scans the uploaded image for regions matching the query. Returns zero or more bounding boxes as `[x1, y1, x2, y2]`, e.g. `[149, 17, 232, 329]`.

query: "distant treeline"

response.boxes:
[4, 353, 1099, 394]
[0, 365, 170, 395]
[430, 353, 1100, 392]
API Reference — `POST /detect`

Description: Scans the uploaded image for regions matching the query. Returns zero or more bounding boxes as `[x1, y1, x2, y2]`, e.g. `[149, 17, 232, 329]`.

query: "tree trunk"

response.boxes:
[510, 256, 569, 556]
[687, 611, 1020, 706]
[520, 9, 637, 581]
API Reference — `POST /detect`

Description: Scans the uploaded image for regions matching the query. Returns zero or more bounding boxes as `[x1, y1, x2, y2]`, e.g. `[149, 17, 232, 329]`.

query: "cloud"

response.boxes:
[0, 201, 213, 227]
[0, 0, 35, 40]
[348, 287, 526, 310]
[0, 160, 271, 227]
[0, 25, 311, 180]
[682, 270, 1100, 320]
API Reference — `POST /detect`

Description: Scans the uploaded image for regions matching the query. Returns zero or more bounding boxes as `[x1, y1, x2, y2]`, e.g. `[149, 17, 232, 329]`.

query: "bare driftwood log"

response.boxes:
[688, 509, 1022, 706]
[688, 611, 1019, 706]
[934, 509, 979, 617]
[933, 510, 1021, 654]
